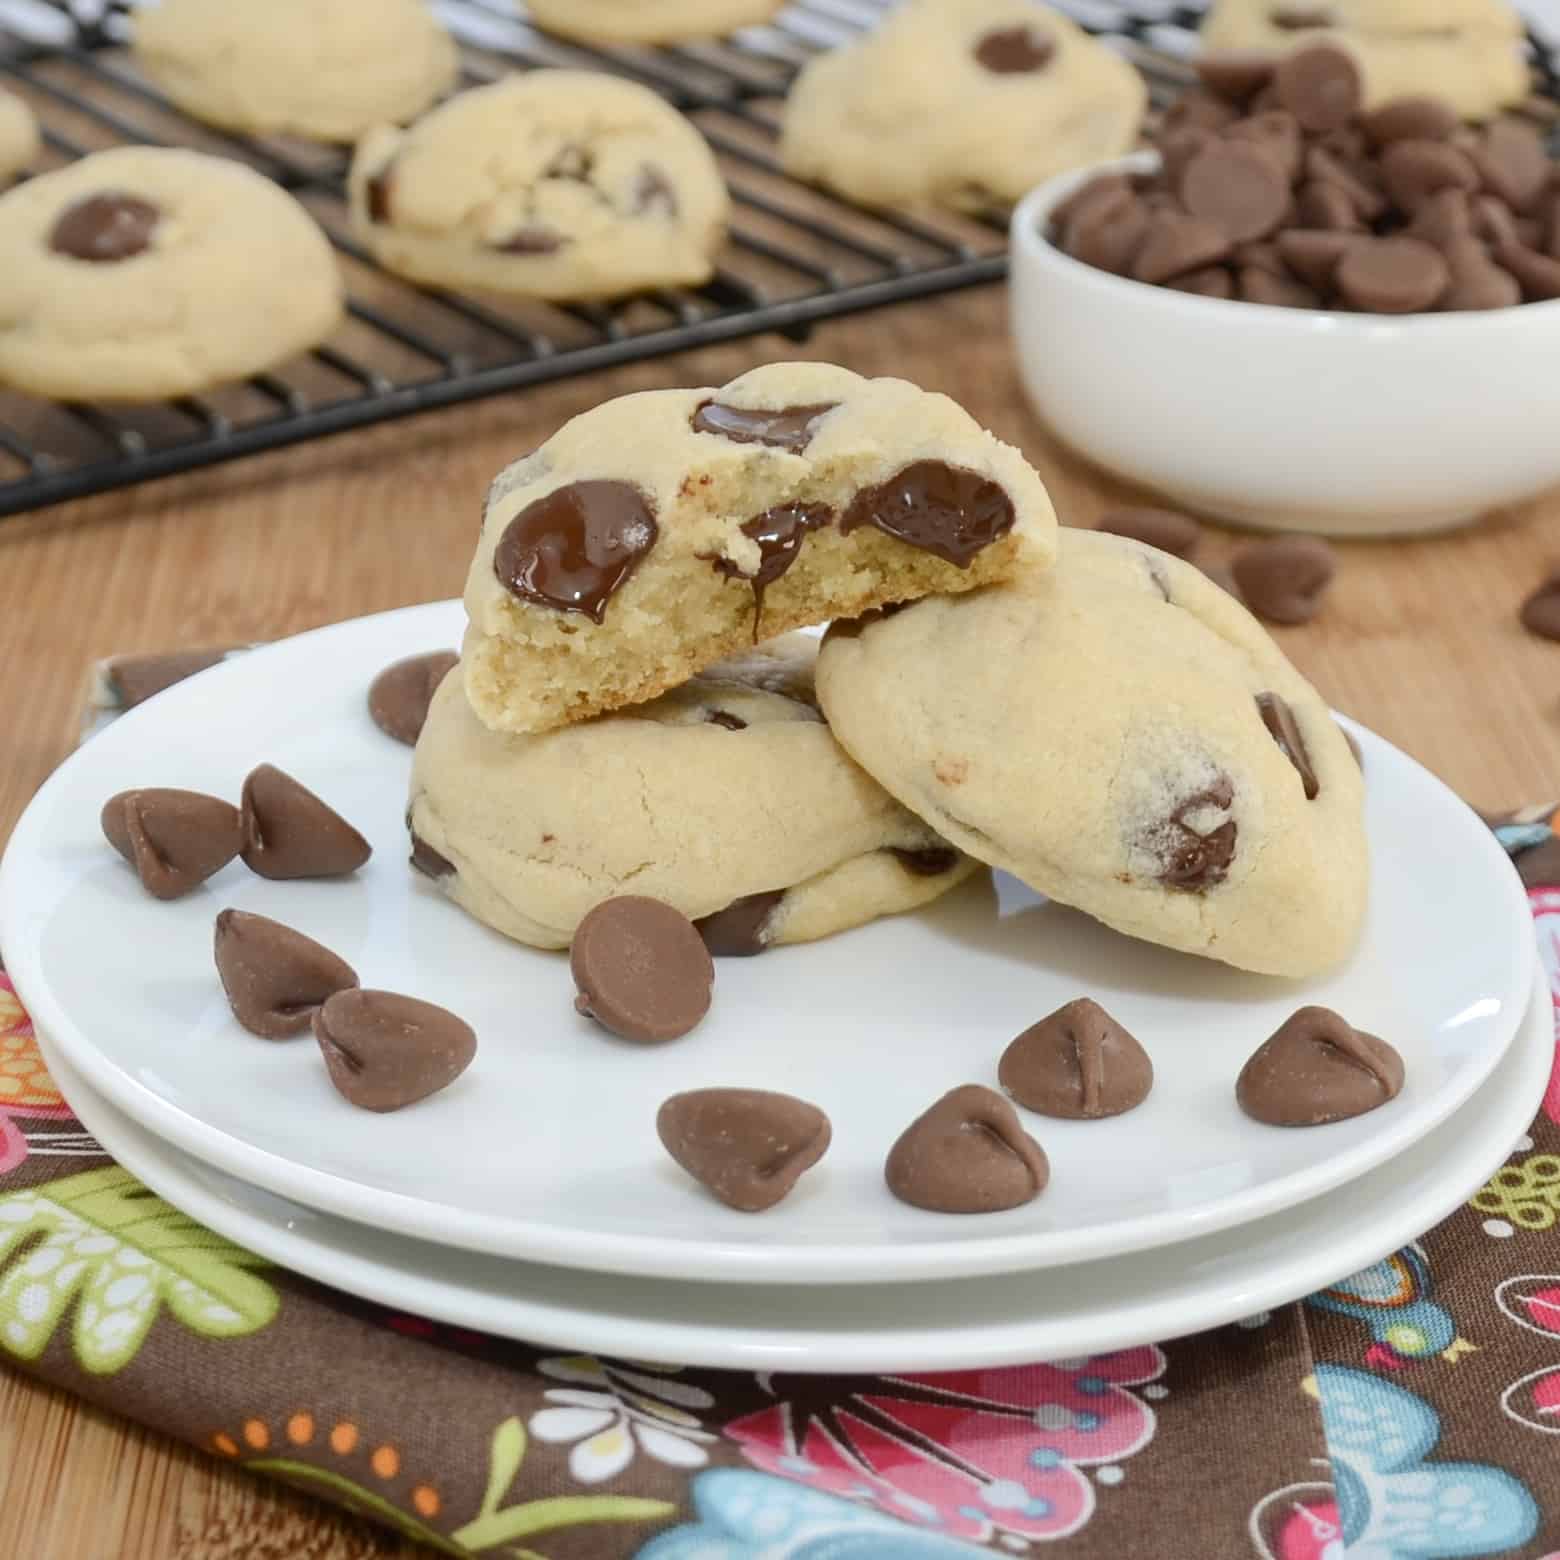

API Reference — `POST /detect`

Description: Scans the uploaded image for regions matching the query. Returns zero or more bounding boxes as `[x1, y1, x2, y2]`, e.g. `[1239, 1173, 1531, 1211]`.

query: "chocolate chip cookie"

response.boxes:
[815, 529, 1367, 978]
[780, 0, 1146, 213]
[528, 0, 784, 44]
[0, 90, 38, 185]
[409, 635, 978, 952]
[461, 362, 1057, 734]
[133, 0, 458, 142]
[0, 148, 343, 402]
[349, 71, 729, 301]
[1201, 0, 1528, 120]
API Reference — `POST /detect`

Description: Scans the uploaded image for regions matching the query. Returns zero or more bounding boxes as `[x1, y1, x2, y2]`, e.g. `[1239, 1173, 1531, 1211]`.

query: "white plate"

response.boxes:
[0, 602, 1534, 1285]
[30, 966, 1551, 1371]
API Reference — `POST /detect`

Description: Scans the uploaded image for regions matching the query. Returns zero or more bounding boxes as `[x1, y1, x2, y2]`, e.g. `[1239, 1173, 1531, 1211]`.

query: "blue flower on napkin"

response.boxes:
[1316, 1365, 1538, 1557]
[636, 1469, 983, 1558]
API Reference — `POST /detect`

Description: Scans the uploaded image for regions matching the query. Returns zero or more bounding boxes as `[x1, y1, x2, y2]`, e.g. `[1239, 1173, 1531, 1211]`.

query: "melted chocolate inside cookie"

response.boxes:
[889, 845, 962, 876]
[51, 193, 161, 262]
[410, 831, 456, 880]
[710, 502, 834, 625]
[1256, 692, 1319, 800]
[690, 401, 838, 453]
[974, 26, 1056, 74]
[695, 889, 786, 956]
[706, 710, 747, 731]
[841, 462, 1016, 567]
[1151, 776, 1238, 891]
[366, 167, 395, 224]
[494, 481, 658, 623]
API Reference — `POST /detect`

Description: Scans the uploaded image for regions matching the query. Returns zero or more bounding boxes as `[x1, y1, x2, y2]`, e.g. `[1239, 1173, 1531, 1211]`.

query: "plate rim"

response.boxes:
[0, 600, 1538, 1285]
[29, 965, 1551, 1372]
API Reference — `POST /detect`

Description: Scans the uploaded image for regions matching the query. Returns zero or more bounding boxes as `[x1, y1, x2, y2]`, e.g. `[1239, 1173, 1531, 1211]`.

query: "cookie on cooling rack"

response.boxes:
[0, 148, 343, 402]
[0, 89, 38, 185]
[410, 634, 979, 953]
[459, 361, 1057, 735]
[528, 0, 785, 44]
[1200, 0, 1528, 121]
[780, 0, 1147, 214]
[815, 528, 1368, 979]
[132, 0, 458, 143]
[348, 71, 729, 302]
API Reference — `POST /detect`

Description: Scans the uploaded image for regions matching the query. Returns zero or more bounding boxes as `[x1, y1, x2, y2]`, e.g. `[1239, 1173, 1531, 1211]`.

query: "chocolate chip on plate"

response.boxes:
[1520, 572, 1560, 640]
[368, 651, 459, 746]
[106, 649, 230, 709]
[102, 787, 243, 900]
[1336, 236, 1450, 313]
[884, 1084, 1049, 1214]
[1095, 507, 1201, 558]
[214, 909, 358, 1040]
[50, 192, 161, 262]
[1237, 1006, 1404, 1126]
[657, 1088, 832, 1212]
[999, 998, 1153, 1120]
[1231, 536, 1337, 624]
[240, 765, 372, 881]
[313, 989, 476, 1113]
[571, 896, 714, 1043]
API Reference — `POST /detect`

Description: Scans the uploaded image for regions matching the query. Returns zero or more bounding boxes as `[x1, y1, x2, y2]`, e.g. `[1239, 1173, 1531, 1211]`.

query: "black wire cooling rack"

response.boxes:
[0, 0, 1549, 520]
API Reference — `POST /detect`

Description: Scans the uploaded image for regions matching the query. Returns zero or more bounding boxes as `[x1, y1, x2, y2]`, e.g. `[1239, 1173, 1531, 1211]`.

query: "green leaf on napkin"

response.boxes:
[0, 1166, 278, 1373]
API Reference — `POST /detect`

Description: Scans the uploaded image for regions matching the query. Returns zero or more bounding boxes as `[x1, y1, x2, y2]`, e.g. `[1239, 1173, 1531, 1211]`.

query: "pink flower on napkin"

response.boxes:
[0, 975, 76, 1174]
[726, 1350, 1165, 1544]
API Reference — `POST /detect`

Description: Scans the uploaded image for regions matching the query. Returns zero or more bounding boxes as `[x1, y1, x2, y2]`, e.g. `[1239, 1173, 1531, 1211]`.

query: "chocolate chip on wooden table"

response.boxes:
[571, 896, 714, 1043]
[368, 651, 459, 746]
[106, 649, 231, 708]
[885, 1085, 1049, 1214]
[240, 764, 372, 881]
[50, 192, 161, 261]
[1520, 572, 1560, 641]
[999, 999, 1154, 1120]
[657, 1089, 832, 1212]
[1094, 507, 1201, 558]
[494, 480, 658, 622]
[314, 989, 476, 1113]
[694, 889, 786, 957]
[102, 788, 243, 900]
[1231, 536, 1336, 624]
[1237, 1006, 1404, 1126]
[214, 909, 358, 1040]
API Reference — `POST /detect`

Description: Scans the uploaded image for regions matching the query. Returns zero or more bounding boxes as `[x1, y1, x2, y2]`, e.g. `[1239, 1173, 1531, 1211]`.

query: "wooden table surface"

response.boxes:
[2, 285, 1558, 1558]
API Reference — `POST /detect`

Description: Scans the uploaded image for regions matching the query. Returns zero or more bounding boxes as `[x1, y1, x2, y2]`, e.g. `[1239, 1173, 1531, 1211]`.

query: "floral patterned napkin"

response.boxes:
[0, 665, 1558, 1558]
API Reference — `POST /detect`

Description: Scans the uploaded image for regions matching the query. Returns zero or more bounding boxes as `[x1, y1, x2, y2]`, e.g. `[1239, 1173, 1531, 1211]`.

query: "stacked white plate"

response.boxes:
[0, 603, 1546, 1371]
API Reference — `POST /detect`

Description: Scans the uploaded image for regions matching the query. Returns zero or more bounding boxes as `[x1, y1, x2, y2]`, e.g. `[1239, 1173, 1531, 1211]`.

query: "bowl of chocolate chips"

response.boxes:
[1010, 41, 1560, 536]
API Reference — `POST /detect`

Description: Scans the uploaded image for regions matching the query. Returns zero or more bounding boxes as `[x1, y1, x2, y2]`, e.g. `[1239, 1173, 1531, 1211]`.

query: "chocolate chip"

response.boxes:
[973, 25, 1054, 74]
[366, 166, 395, 224]
[1239, 266, 1319, 307]
[240, 764, 372, 880]
[497, 225, 566, 255]
[1132, 211, 1233, 283]
[1237, 1006, 1404, 1126]
[1296, 179, 1364, 231]
[1408, 187, 1475, 249]
[1380, 140, 1479, 214]
[694, 889, 786, 957]
[841, 462, 1015, 567]
[1149, 777, 1238, 892]
[1256, 692, 1319, 799]
[101, 788, 243, 900]
[1361, 97, 1460, 147]
[1276, 228, 1364, 288]
[1235, 240, 1287, 276]
[1063, 191, 1150, 275]
[571, 897, 714, 1044]
[106, 649, 229, 708]
[1095, 506, 1201, 558]
[1197, 51, 1278, 105]
[214, 909, 358, 1040]
[50, 192, 161, 262]
[1269, 5, 1332, 28]
[706, 710, 747, 731]
[1230, 535, 1336, 624]
[1164, 92, 1239, 135]
[884, 1085, 1049, 1214]
[1473, 194, 1521, 249]
[1336, 236, 1449, 313]
[889, 845, 962, 876]
[1493, 240, 1560, 301]
[410, 830, 456, 879]
[1167, 265, 1235, 298]
[1162, 128, 1219, 193]
[1520, 572, 1560, 640]
[1226, 111, 1305, 184]
[1181, 142, 1291, 243]
[313, 989, 476, 1113]
[999, 999, 1153, 1120]
[691, 399, 838, 454]
[368, 651, 459, 746]
[1273, 43, 1361, 132]
[494, 480, 657, 623]
[657, 1089, 831, 1212]
[709, 502, 833, 627]
[634, 163, 678, 218]
[1439, 238, 1521, 310]
[1050, 173, 1130, 232]
[1305, 146, 1385, 222]
[1474, 120, 1549, 213]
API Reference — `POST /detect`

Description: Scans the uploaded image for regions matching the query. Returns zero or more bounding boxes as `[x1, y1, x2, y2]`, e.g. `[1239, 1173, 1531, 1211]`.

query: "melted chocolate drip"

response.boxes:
[974, 26, 1057, 73]
[841, 462, 1016, 567]
[710, 502, 834, 630]
[366, 167, 395, 224]
[889, 846, 962, 877]
[493, 481, 658, 623]
[695, 889, 786, 956]
[1156, 777, 1238, 891]
[691, 400, 838, 454]
[1256, 692, 1320, 800]
[50, 193, 161, 262]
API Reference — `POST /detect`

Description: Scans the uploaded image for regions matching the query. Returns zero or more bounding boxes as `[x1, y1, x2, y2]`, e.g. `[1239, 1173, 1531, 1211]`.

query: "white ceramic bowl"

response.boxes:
[1011, 153, 1560, 536]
